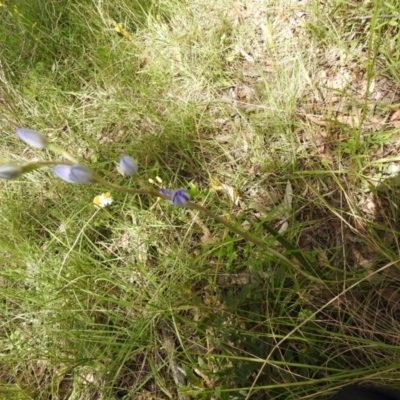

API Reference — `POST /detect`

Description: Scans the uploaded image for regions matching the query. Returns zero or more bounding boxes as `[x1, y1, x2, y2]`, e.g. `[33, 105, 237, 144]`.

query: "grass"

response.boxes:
[1, 0, 400, 398]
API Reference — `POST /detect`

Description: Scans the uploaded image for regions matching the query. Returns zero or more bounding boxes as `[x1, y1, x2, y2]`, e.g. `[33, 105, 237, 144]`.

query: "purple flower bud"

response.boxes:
[0, 163, 23, 180]
[172, 188, 190, 206]
[119, 155, 138, 176]
[16, 128, 49, 149]
[160, 188, 190, 206]
[53, 165, 93, 184]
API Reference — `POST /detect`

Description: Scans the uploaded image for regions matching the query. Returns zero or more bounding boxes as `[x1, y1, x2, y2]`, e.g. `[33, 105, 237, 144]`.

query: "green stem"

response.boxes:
[188, 202, 289, 261]
[94, 175, 317, 277]
[47, 144, 79, 163]
[27, 162, 316, 278]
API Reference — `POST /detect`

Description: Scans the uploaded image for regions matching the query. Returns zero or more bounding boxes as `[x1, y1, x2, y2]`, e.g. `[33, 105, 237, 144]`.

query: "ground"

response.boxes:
[1, 0, 400, 399]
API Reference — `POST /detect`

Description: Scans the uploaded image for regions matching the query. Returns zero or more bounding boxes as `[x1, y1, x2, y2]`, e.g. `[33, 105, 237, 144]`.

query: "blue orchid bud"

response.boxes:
[0, 163, 23, 180]
[16, 128, 49, 149]
[160, 188, 190, 206]
[53, 165, 93, 184]
[119, 155, 138, 176]
[172, 188, 190, 206]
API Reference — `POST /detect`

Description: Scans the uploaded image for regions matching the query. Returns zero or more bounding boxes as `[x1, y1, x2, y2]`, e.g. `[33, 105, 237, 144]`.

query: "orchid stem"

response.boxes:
[94, 174, 316, 277]
[28, 162, 316, 279]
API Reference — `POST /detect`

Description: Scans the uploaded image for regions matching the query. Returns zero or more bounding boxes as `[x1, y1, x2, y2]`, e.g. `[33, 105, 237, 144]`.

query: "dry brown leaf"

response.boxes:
[377, 288, 400, 309]
[351, 248, 373, 269]
[384, 265, 400, 280]
[189, 211, 215, 243]
[335, 113, 361, 128]
[217, 270, 269, 287]
[305, 114, 328, 126]
[368, 116, 385, 130]
[320, 289, 343, 308]
[390, 108, 400, 122]
[351, 248, 364, 263]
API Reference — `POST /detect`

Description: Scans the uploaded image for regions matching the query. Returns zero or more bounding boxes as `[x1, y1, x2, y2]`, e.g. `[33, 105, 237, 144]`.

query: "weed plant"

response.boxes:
[2, 0, 400, 399]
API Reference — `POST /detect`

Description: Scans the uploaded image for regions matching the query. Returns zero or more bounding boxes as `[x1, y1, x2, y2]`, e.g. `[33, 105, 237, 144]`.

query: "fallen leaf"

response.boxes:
[189, 211, 216, 243]
[368, 116, 385, 130]
[377, 288, 400, 309]
[351, 248, 372, 268]
[305, 114, 328, 126]
[390, 108, 400, 122]
[335, 113, 361, 128]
